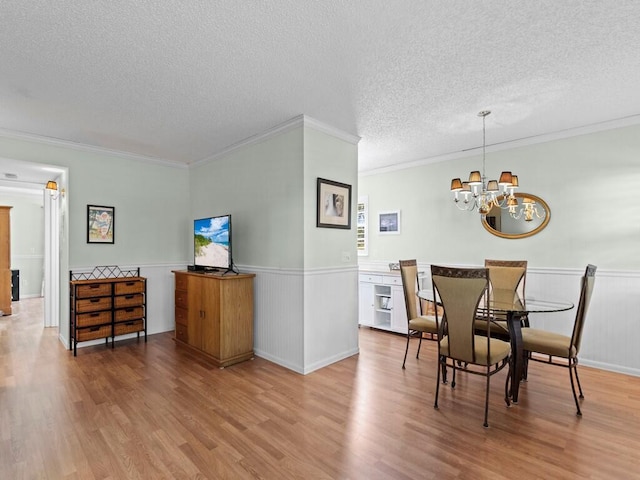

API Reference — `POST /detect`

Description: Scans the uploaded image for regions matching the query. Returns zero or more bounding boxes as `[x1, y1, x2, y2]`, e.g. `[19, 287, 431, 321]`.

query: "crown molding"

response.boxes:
[303, 115, 361, 145]
[191, 115, 306, 167]
[191, 114, 360, 168]
[0, 128, 187, 169]
[360, 113, 640, 176]
[0, 114, 360, 173]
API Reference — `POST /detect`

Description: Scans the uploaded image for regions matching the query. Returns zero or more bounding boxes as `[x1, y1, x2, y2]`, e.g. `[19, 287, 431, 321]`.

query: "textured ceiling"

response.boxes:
[2, 0, 640, 181]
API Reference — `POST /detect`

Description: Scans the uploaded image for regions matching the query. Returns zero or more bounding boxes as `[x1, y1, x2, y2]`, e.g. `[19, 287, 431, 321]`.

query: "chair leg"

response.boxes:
[402, 331, 411, 369]
[504, 363, 512, 407]
[434, 356, 441, 409]
[416, 334, 423, 359]
[441, 359, 448, 384]
[574, 362, 584, 399]
[569, 361, 582, 416]
[483, 367, 491, 428]
[451, 363, 457, 388]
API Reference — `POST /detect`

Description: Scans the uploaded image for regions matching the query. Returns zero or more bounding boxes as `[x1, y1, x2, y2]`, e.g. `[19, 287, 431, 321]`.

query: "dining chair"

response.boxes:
[521, 264, 597, 416]
[478, 259, 528, 337]
[485, 259, 527, 294]
[431, 265, 511, 427]
[399, 260, 438, 369]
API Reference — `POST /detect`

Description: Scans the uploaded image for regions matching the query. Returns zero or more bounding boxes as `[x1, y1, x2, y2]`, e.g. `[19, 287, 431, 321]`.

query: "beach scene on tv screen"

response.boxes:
[194, 216, 229, 267]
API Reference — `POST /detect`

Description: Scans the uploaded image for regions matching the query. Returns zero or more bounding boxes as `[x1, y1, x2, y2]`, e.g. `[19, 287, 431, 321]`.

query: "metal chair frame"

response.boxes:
[431, 265, 511, 427]
[399, 260, 438, 369]
[523, 264, 597, 416]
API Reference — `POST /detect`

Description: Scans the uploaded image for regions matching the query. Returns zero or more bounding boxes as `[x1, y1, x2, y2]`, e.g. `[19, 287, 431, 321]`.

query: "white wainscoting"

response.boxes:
[361, 262, 640, 377]
[527, 267, 640, 377]
[250, 266, 304, 372]
[140, 264, 187, 335]
[303, 266, 360, 374]
[69, 263, 360, 373]
[69, 262, 638, 377]
[248, 265, 360, 375]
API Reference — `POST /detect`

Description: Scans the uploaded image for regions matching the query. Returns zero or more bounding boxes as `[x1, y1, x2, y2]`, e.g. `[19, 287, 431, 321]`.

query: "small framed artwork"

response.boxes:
[87, 205, 115, 244]
[317, 177, 352, 229]
[357, 195, 369, 256]
[378, 210, 400, 234]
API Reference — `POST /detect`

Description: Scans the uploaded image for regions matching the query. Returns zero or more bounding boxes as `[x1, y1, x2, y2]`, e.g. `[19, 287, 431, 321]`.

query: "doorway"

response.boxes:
[0, 159, 67, 331]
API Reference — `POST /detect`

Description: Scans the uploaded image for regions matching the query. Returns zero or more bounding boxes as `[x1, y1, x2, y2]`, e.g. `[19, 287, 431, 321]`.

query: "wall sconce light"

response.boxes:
[45, 180, 65, 199]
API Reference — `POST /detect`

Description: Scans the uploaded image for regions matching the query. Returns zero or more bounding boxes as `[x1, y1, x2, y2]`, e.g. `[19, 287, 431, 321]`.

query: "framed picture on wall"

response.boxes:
[378, 210, 400, 234]
[316, 177, 352, 229]
[87, 205, 115, 244]
[357, 195, 368, 256]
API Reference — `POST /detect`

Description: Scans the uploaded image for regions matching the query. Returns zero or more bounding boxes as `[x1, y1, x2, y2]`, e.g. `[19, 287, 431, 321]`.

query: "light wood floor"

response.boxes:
[2, 298, 640, 479]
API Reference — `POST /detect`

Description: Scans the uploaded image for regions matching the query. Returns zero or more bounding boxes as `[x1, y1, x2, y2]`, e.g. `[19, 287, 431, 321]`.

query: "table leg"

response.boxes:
[507, 311, 524, 403]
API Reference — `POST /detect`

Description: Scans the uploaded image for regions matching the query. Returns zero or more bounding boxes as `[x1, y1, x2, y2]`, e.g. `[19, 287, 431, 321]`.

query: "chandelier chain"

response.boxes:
[481, 111, 487, 185]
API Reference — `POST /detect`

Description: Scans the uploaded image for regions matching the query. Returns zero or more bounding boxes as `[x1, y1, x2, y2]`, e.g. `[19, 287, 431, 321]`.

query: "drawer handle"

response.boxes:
[89, 285, 101, 289]
[89, 326, 100, 332]
[125, 308, 134, 312]
[125, 321, 134, 326]
[125, 295, 134, 299]
[90, 299, 100, 303]
[90, 313, 100, 317]
[126, 282, 135, 286]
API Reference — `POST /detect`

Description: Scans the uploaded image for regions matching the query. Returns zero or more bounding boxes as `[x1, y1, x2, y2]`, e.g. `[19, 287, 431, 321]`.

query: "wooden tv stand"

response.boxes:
[172, 270, 256, 367]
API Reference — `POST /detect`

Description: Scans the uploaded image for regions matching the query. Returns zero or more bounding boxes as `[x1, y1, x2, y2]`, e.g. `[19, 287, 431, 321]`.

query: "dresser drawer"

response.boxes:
[76, 325, 111, 342]
[76, 310, 111, 328]
[114, 280, 145, 295]
[115, 306, 144, 322]
[175, 307, 188, 326]
[175, 290, 188, 309]
[175, 274, 188, 291]
[114, 293, 144, 308]
[114, 320, 144, 336]
[76, 296, 112, 313]
[382, 275, 403, 286]
[76, 283, 111, 298]
[359, 274, 383, 284]
[175, 323, 188, 343]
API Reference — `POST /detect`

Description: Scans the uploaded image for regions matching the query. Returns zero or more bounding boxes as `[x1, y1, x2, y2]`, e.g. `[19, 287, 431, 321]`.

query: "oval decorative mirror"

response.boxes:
[481, 192, 550, 239]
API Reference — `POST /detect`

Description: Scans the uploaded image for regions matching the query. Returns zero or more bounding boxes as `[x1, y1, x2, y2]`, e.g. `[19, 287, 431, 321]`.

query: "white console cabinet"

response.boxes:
[358, 272, 409, 334]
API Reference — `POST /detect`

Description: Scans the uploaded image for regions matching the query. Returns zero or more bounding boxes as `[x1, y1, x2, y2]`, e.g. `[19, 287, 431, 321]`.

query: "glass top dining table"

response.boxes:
[417, 289, 574, 403]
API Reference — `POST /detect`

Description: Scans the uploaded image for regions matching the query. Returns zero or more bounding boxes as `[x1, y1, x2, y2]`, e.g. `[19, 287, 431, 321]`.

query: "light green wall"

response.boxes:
[0, 192, 44, 297]
[0, 137, 190, 267]
[65, 157, 190, 266]
[358, 124, 640, 270]
[189, 128, 304, 268]
[303, 126, 358, 269]
[188, 124, 359, 270]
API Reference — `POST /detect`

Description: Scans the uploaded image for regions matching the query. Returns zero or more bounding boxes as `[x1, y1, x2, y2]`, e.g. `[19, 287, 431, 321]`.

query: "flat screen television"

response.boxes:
[194, 214, 232, 272]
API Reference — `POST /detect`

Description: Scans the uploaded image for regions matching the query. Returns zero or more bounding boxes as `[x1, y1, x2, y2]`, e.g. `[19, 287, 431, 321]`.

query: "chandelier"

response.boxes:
[450, 111, 518, 216]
